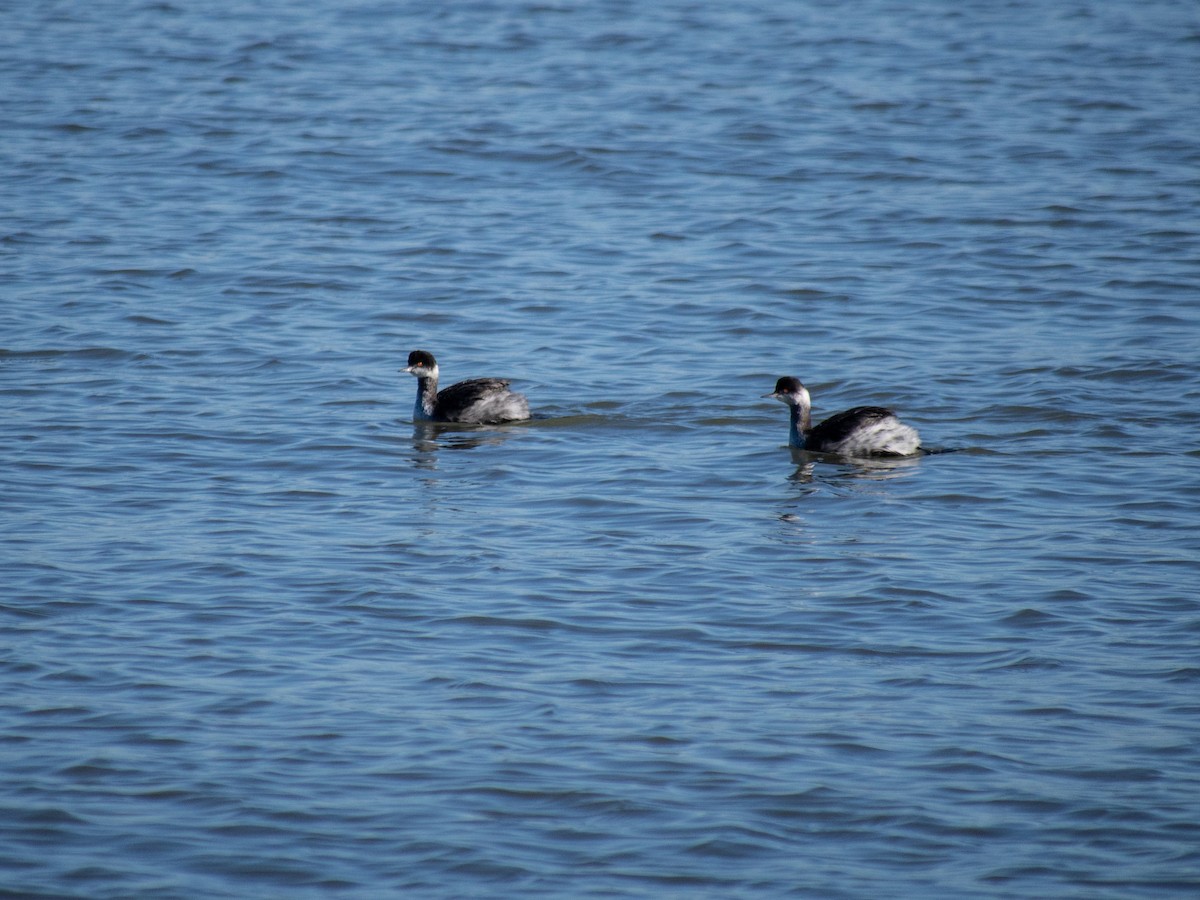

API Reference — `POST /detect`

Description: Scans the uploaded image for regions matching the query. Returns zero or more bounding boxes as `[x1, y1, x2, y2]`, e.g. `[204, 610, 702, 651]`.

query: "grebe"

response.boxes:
[764, 376, 922, 456]
[404, 350, 530, 424]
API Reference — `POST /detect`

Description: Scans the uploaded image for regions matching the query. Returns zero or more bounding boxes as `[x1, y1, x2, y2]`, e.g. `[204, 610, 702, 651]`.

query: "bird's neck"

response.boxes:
[788, 402, 811, 447]
[413, 369, 439, 420]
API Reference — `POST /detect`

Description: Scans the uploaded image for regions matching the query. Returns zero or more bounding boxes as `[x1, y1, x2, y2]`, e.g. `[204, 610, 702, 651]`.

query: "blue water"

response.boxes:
[3, 1, 1200, 897]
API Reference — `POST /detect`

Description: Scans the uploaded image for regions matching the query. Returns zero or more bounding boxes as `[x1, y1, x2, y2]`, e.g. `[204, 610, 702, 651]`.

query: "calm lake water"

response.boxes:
[3, 0, 1200, 897]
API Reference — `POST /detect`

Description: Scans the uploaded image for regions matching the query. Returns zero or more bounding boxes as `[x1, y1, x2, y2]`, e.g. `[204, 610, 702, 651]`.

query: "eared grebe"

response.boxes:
[764, 376, 922, 456]
[404, 350, 530, 424]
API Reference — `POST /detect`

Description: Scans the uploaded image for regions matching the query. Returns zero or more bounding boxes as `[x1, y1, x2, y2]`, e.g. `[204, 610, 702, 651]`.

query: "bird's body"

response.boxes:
[405, 350, 530, 424]
[765, 376, 921, 457]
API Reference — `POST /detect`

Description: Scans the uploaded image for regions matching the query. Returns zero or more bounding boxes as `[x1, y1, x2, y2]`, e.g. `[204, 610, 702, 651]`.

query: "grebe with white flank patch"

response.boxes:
[404, 350, 530, 424]
[764, 376, 922, 457]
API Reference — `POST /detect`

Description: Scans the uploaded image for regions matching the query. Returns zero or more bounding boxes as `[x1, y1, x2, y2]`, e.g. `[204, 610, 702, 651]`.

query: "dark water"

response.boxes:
[4, 1, 1200, 897]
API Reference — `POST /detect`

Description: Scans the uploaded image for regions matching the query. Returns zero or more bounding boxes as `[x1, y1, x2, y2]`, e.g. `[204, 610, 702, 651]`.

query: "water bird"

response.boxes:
[404, 350, 530, 424]
[764, 376, 922, 456]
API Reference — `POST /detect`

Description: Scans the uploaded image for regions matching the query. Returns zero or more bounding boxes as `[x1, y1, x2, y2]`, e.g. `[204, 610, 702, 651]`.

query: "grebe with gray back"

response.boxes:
[404, 350, 530, 424]
[764, 376, 922, 456]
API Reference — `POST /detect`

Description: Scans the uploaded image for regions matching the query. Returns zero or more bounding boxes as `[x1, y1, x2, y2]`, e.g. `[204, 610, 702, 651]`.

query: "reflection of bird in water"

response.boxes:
[404, 350, 530, 424]
[764, 376, 922, 456]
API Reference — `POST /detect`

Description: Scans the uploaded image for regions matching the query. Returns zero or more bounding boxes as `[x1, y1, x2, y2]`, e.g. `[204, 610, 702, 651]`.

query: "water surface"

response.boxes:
[3, 1, 1200, 897]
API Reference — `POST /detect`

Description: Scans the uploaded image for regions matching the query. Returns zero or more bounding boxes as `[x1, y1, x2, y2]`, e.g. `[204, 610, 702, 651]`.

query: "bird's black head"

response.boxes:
[407, 349, 437, 369]
[763, 376, 810, 406]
